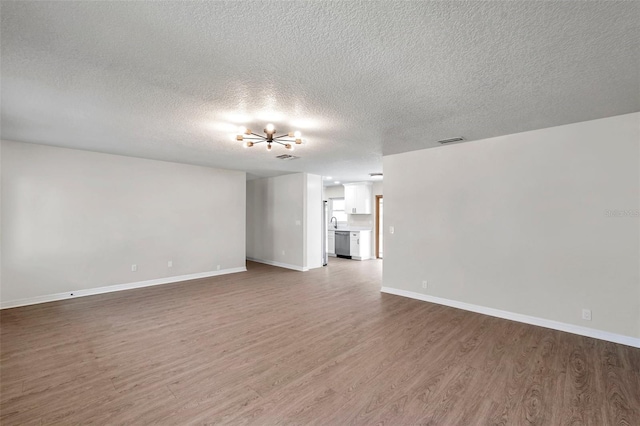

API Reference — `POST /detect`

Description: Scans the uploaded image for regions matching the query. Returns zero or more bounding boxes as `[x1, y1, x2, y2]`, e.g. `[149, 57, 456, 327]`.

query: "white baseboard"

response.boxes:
[0, 267, 247, 310]
[352, 255, 373, 261]
[380, 286, 640, 349]
[246, 257, 308, 272]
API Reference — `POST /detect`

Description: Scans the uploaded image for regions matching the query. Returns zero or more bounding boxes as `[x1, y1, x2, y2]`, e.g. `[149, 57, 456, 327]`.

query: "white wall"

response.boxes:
[246, 173, 305, 269]
[1, 140, 247, 305]
[323, 185, 344, 200]
[383, 113, 640, 342]
[304, 174, 323, 269]
[246, 173, 322, 271]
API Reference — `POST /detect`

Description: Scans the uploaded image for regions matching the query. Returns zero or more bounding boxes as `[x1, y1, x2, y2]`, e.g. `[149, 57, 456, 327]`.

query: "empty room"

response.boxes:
[1, 1, 639, 424]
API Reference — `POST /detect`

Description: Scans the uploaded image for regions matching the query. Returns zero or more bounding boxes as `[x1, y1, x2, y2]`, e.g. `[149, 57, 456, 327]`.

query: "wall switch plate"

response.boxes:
[389, 226, 394, 234]
[582, 309, 592, 321]
[422, 281, 428, 289]
[168, 260, 173, 268]
[131, 264, 137, 272]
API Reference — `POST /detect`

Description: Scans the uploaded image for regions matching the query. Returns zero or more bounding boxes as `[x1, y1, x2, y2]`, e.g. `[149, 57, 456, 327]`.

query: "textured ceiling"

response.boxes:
[1, 1, 638, 184]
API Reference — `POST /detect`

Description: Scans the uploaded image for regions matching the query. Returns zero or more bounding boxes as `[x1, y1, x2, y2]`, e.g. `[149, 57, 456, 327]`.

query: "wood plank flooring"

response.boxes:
[1, 258, 639, 425]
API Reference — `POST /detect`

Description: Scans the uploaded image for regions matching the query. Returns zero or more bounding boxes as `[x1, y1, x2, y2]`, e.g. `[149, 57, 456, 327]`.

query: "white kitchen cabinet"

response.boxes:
[344, 184, 357, 213]
[343, 182, 372, 214]
[349, 230, 371, 260]
[328, 230, 336, 256]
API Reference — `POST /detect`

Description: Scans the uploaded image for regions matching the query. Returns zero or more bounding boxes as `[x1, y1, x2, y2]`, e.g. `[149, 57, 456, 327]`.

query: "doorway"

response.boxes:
[375, 195, 383, 258]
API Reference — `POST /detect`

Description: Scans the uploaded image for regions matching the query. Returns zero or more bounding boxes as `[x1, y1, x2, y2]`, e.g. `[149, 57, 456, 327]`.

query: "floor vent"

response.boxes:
[275, 154, 300, 160]
[437, 136, 465, 144]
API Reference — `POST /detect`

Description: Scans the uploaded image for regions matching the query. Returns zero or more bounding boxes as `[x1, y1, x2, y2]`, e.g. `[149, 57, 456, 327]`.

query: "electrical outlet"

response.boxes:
[216, 265, 221, 271]
[582, 309, 592, 321]
[131, 264, 137, 272]
[168, 260, 173, 268]
[422, 280, 428, 289]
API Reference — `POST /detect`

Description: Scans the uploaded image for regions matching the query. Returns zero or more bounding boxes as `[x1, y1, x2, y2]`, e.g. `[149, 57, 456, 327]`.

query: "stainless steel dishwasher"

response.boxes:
[335, 231, 351, 258]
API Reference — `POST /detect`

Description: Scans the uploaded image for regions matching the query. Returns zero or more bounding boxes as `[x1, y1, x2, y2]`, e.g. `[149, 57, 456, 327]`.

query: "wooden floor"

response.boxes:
[1, 259, 639, 425]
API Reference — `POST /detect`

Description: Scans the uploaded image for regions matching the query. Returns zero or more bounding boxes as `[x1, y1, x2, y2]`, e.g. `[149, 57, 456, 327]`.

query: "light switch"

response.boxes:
[389, 226, 394, 234]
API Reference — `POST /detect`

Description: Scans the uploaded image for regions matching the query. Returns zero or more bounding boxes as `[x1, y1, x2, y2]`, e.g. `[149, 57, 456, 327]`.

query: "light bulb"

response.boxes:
[236, 135, 244, 141]
[244, 141, 254, 148]
[285, 144, 293, 150]
[267, 143, 272, 151]
[265, 123, 275, 133]
[295, 138, 302, 144]
[294, 131, 301, 138]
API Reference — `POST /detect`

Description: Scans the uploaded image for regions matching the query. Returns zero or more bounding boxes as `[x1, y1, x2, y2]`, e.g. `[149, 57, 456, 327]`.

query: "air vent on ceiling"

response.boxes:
[437, 136, 465, 144]
[275, 154, 300, 160]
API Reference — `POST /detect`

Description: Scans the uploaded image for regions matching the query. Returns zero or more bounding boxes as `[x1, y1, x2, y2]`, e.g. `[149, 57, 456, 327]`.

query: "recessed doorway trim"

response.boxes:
[375, 195, 383, 259]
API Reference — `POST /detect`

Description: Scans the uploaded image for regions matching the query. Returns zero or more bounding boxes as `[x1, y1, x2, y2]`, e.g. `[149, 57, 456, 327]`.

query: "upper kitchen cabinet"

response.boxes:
[343, 182, 372, 214]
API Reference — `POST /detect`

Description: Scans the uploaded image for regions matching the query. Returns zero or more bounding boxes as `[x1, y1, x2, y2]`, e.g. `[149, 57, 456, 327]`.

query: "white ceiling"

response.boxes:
[1, 1, 638, 184]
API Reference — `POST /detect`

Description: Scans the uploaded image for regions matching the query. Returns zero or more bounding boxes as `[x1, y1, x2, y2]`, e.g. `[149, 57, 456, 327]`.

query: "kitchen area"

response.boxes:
[324, 180, 383, 262]
[330, 227, 372, 260]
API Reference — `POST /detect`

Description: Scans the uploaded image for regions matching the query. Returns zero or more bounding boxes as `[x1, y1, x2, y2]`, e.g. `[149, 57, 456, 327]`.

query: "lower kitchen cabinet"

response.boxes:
[328, 230, 335, 256]
[349, 230, 371, 260]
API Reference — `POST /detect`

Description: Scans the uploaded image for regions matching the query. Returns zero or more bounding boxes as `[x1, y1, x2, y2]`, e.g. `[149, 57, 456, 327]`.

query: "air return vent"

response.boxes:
[275, 154, 300, 160]
[437, 137, 465, 144]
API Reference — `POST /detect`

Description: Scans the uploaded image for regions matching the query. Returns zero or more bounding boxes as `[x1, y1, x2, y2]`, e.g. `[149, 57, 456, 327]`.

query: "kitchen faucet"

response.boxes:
[330, 216, 338, 229]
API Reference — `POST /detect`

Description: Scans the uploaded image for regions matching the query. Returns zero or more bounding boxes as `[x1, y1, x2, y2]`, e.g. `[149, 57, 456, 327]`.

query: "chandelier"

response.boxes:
[236, 123, 302, 151]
